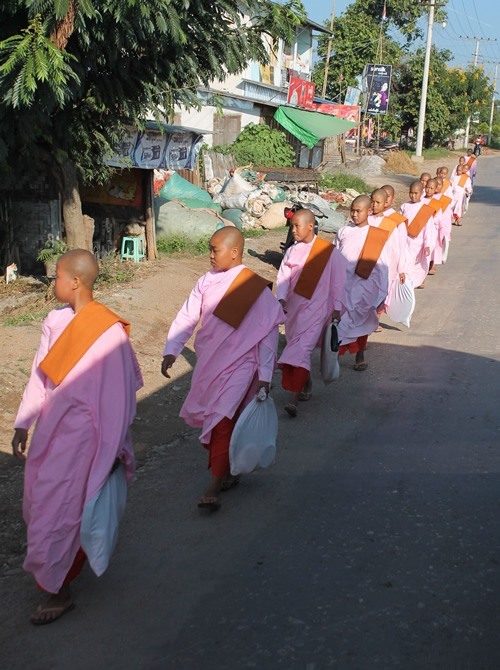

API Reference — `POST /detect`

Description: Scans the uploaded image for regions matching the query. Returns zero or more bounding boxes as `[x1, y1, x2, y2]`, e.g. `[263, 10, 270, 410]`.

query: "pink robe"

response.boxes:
[400, 201, 437, 287]
[15, 306, 143, 593]
[368, 212, 408, 307]
[432, 193, 453, 264]
[163, 264, 283, 444]
[276, 236, 346, 371]
[335, 223, 390, 345]
[451, 174, 472, 217]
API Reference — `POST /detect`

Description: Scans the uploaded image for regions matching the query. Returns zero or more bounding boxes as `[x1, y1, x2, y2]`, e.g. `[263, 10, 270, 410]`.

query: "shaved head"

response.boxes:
[382, 184, 395, 197]
[420, 173, 431, 180]
[293, 208, 315, 225]
[58, 249, 99, 289]
[353, 194, 371, 208]
[210, 226, 245, 255]
[411, 180, 423, 192]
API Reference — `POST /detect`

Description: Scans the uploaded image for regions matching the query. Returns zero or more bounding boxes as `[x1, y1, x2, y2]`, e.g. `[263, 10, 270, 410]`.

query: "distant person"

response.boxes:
[276, 208, 346, 417]
[12, 249, 143, 625]
[473, 135, 483, 156]
[451, 164, 472, 226]
[464, 148, 478, 185]
[162, 227, 283, 511]
[419, 173, 432, 191]
[437, 166, 453, 198]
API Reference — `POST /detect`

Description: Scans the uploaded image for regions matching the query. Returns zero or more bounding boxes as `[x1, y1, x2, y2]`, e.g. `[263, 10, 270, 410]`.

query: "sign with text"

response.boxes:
[312, 103, 360, 122]
[363, 64, 392, 114]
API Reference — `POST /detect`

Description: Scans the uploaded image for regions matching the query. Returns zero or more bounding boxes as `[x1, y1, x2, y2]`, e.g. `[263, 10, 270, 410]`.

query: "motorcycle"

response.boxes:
[280, 203, 325, 255]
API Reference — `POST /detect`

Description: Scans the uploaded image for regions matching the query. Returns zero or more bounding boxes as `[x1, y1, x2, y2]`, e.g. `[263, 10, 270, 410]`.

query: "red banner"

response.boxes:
[312, 103, 360, 122]
[287, 77, 316, 110]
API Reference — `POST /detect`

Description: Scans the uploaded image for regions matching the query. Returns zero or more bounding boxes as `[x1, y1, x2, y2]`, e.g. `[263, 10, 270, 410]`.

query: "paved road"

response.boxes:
[2, 157, 500, 669]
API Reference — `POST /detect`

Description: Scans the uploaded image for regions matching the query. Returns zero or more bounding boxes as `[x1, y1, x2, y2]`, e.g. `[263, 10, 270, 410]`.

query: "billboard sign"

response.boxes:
[344, 86, 361, 106]
[287, 76, 316, 110]
[363, 64, 392, 114]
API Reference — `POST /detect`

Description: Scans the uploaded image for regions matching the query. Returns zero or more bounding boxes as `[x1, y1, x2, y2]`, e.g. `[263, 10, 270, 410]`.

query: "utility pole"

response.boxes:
[321, 0, 336, 99]
[460, 37, 497, 148]
[488, 64, 498, 146]
[415, 2, 436, 159]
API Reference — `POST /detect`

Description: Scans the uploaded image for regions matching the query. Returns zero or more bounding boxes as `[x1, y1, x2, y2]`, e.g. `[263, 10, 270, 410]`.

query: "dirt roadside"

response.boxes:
[0, 155, 461, 575]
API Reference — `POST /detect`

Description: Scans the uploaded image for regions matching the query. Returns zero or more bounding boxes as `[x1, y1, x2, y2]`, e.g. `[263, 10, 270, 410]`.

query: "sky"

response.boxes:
[300, 0, 500, 84]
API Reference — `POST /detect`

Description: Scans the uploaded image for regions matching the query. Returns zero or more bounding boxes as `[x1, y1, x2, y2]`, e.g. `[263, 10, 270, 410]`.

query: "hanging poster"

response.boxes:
[363, 64, 392, 115]
[106, 126, 203, 170]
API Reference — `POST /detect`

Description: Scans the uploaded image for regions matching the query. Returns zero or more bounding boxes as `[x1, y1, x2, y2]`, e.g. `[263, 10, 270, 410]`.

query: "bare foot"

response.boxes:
[30, 586, 74, 625]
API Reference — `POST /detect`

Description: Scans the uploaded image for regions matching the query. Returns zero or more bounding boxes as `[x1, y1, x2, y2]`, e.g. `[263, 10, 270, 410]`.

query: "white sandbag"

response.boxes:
[442, 238, 450, 264]
[386, 279, 416, 328]
[221, 171, 256, 196]
[320, 321, 340, 383]
[80, 464, 127, 577]
[258, 201, 291, 229]
[229, 396, 278, 475]
[155, 200, 221, 240]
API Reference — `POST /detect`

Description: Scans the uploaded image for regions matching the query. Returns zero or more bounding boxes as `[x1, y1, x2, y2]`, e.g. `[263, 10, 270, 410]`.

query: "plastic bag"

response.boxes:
[229, 396, 278, 475]
[442, 238, 450, 264]
[320, 321, 340, 383]
[159, 171, 212, 203]
[80, 464, 127, 577]
[386, 279, 415, 328]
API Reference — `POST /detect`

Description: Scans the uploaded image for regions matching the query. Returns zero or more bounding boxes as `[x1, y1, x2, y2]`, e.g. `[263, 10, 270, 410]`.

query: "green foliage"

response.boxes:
[36, 236, 67, 262]
[95, 256, 137, 285]
[157, 234, 212, 256]
[491, 124, 500, 139]
[0, 1, 305, 190]
[318, 173, 370, 194]
[229, 123, 295, 167]
[4, 306, 52, 327]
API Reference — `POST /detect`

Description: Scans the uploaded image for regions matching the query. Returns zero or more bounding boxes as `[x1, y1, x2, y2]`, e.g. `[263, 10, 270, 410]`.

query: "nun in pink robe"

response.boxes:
[367, 211, 408, 308]
[400, 201, 437, 287]
[14, 306, 143, 594]
[335, 222, 390, 346]
[163, 264, 283, 448]
[276, 236, 346, 374]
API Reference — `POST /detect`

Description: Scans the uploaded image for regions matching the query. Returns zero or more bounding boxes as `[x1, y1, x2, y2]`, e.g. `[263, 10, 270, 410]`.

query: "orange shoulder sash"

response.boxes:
[387, 212, 407, 227]
[407, 203, 434, 238]
[438, 195, 452, 211]
[428, 198, 442, 214]
[378, 216, 400, 235]
[40, 301, 130, 386]
[466, 156, 475, 168]
[355, 226, 390, 280]
[293, 237, 334, 300]
[213, 268, 272, 329]
[458, 174, 469, 188]
[443, 178, 451, 192]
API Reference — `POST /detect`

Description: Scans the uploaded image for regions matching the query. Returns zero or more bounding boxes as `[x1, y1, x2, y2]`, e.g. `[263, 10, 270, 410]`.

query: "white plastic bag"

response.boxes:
[386, 279, 416, 328]
[80, 463, 127, 577]
[320, 321, 340, 383]
[229, 396, 278, 475]
[442, 238, 450, 264]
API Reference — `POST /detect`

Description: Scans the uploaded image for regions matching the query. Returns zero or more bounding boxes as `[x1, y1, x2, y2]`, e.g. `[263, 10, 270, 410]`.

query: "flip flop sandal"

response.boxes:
[284, 403, 298, 417]
[353, 363, 368, 372]
[297, 391, 312, 401]
[30, 602, 75, 626]
[197, 498, 221, 511]
[220, 476, 240, 492]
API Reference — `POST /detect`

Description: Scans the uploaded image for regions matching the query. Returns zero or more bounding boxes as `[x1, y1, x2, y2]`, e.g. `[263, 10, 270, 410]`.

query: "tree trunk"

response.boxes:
[143, 171, 157, 260]
[60, 157, 87, 249]
[50, 0, 77, 50]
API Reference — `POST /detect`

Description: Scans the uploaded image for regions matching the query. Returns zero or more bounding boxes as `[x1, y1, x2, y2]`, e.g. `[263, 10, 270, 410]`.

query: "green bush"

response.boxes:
[157, 234, 211, 255]
[230, 123, 295, 167]
[318, 173, 370, 193]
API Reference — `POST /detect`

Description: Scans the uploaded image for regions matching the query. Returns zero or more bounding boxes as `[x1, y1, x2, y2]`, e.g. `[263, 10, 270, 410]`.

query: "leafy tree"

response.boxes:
[0, 0, 306, 249]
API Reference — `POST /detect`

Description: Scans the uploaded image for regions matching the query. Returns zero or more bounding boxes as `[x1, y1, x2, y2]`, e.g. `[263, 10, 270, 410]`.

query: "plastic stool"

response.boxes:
[120, 237, 145, 262]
